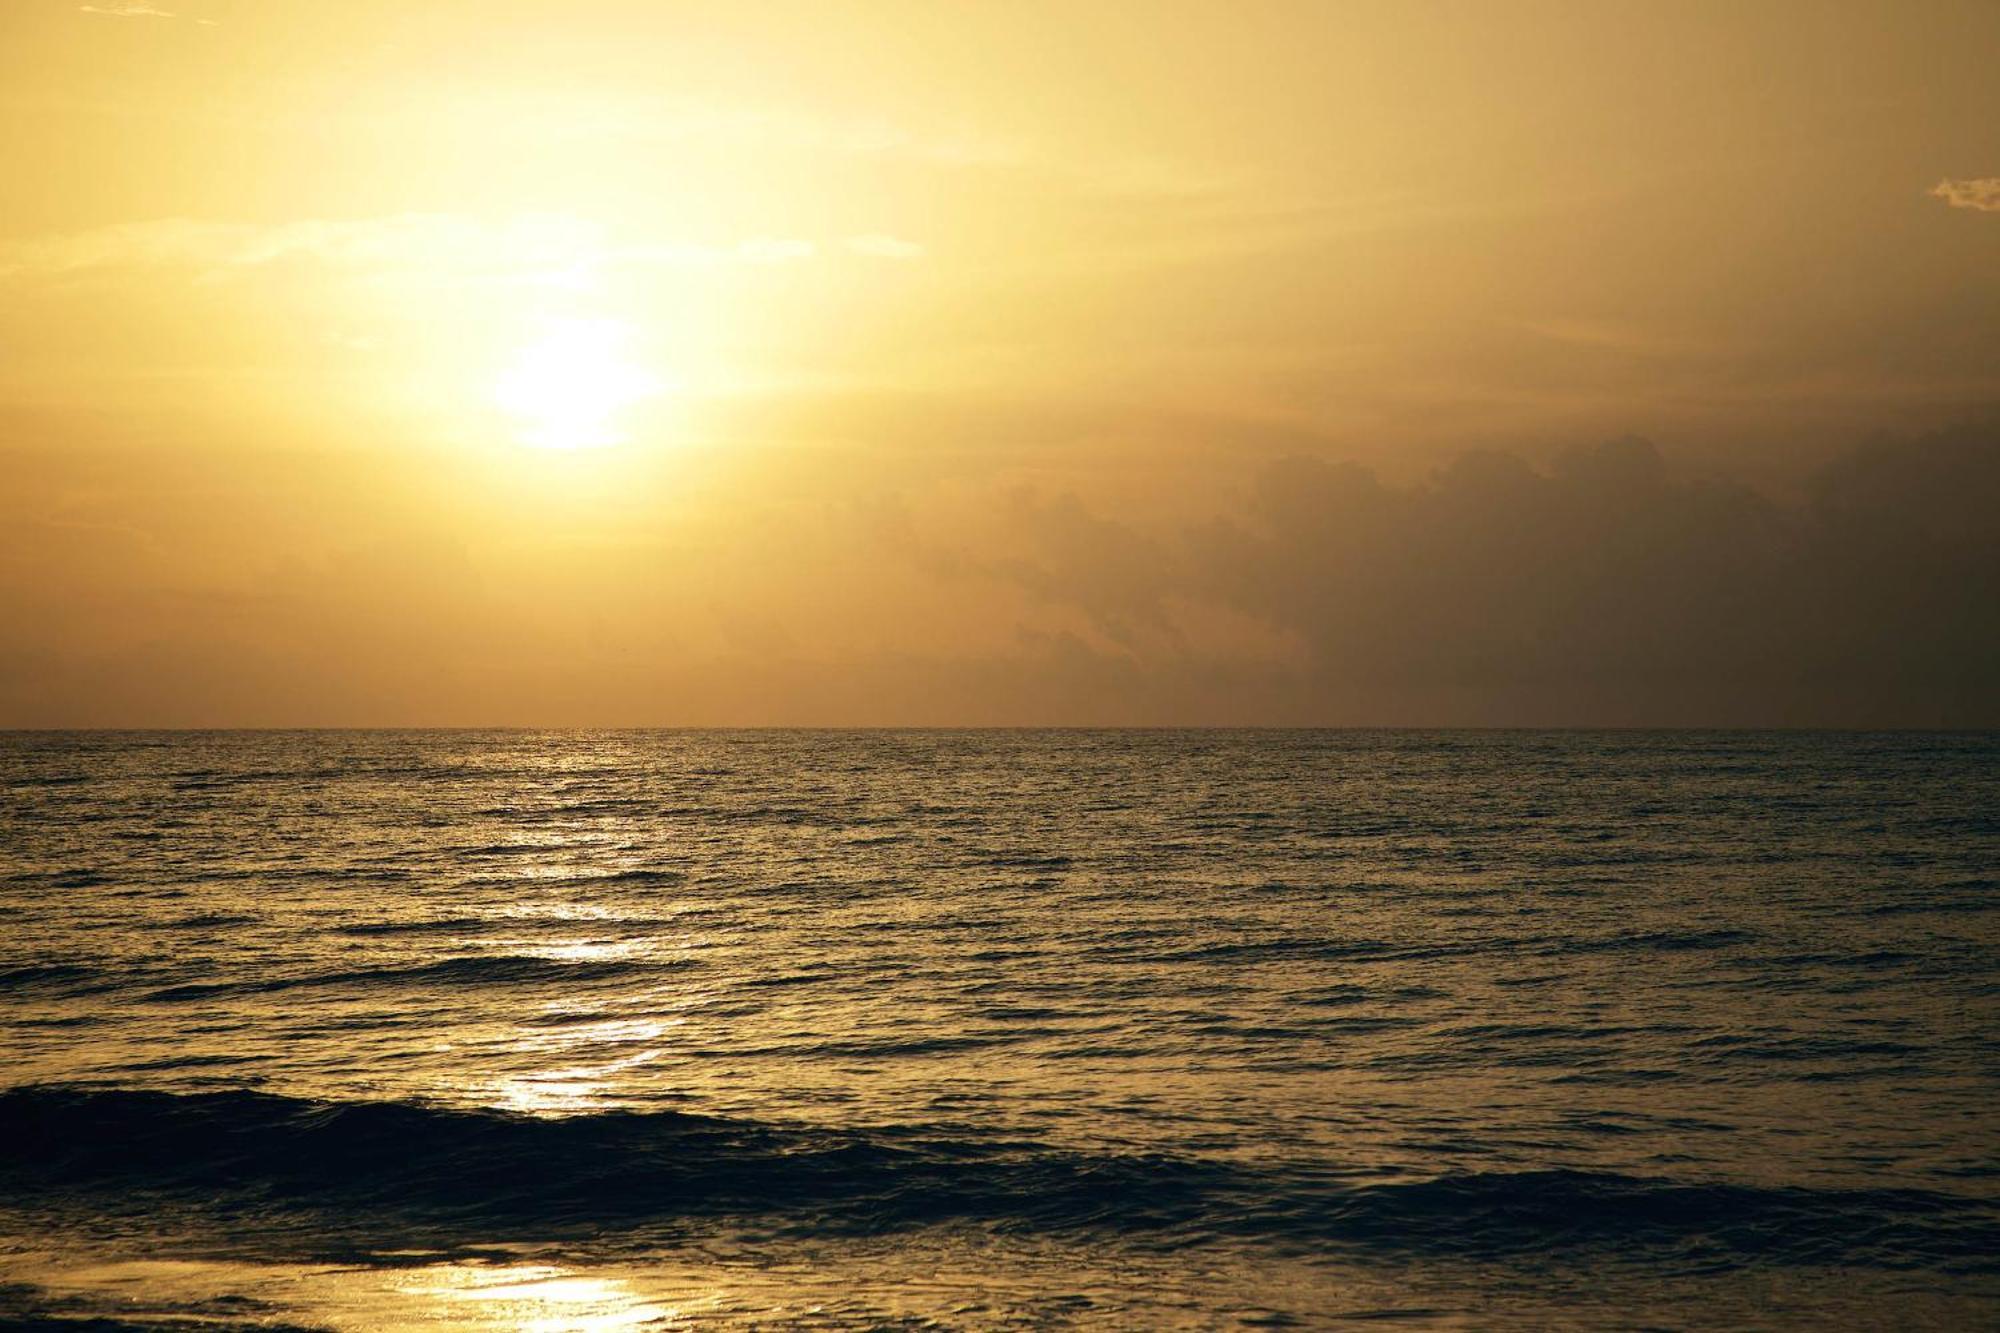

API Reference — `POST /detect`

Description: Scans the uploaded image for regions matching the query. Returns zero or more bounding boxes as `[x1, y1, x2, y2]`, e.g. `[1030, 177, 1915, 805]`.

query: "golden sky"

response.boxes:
[3, 0, 1996, 725]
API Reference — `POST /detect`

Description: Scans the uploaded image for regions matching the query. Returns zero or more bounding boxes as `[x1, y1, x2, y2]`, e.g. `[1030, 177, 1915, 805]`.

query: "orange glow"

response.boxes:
[0, 1, 1995, 726]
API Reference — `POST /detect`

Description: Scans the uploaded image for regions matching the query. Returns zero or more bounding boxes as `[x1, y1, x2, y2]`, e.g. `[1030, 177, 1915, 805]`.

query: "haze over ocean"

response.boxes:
[3, 729, 1995, 1328]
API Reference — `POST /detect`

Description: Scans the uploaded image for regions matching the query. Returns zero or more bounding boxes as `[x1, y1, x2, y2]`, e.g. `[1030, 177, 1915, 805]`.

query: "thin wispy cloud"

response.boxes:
[844, 235, 926, 260]
[77, 2, 216, 23]
[1930, 177, 2000, 212]
[0, 215, 920, 284]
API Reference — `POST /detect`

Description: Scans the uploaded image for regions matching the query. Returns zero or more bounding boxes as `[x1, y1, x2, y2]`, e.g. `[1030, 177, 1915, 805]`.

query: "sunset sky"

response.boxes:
[3, 0, 1996, 726]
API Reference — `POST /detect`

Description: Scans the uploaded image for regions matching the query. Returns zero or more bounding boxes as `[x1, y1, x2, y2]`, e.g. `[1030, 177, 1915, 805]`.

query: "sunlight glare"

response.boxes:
[397, 1264, 676, 1332]
[493, 319, 663, 450]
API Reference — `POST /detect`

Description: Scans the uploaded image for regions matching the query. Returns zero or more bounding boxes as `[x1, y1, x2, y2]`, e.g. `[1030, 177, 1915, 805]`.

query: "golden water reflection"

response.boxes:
[479, 1012, 677, 1114]
[399, 1263, 683, 1332]
[0, 1251, 713, 1333]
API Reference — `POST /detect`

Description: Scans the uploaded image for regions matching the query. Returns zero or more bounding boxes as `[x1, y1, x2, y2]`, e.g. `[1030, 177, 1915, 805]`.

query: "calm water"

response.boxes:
[1, 730, 1995, 1329]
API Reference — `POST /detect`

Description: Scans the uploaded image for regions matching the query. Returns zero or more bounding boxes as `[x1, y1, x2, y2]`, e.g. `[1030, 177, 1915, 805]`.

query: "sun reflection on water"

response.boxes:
[515, 938, 646, 964]
[481, 1014, 678, 1114]
[398, 1264, 680, 1331]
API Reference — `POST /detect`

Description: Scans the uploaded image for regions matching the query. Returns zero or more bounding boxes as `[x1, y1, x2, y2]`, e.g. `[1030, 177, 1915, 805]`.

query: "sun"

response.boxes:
[493, 318, 663, 450]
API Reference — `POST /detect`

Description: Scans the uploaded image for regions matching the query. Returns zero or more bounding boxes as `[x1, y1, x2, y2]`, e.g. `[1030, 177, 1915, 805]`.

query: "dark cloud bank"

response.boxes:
[988, 421, 1999, 727]
[3, 420, 1992, 728]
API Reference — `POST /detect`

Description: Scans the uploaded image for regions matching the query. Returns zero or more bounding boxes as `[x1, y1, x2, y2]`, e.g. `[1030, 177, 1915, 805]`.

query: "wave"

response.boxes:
[1119, 926, 1772, 970]
[141, 955, 671, 1003]
[144, 912, 260, 932]
[333, 917, 492, 937]
[1, 1087, 1992, 1270]
[0, 964, 121, 997]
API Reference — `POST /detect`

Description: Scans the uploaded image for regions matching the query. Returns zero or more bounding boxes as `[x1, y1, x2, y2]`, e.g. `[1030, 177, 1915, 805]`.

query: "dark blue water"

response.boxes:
[2, 730, 1995, 1328]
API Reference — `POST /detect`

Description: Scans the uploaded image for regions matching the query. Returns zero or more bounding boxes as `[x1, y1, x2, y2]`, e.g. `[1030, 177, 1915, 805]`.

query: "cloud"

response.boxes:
[3, 415, 1991, 726]
[0, 214, 915, 284]
[599, 105, 1022, 172]
[931, 424, 2000, 725]
[78, 2, 215, 22]
[844, 234, 926, 260]
[1930, 178, 2000, 212]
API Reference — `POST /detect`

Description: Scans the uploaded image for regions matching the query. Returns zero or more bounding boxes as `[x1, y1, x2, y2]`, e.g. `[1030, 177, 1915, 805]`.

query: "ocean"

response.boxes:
[1, 729, 1995, 1329]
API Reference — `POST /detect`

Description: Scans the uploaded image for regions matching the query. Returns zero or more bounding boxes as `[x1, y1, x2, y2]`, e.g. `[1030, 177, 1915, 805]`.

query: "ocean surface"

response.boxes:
[1, 730, 1995, 1330]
